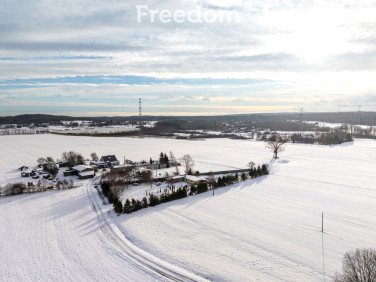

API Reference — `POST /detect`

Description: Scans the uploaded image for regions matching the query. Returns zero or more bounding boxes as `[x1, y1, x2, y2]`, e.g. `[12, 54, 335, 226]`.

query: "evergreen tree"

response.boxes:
[257, 165, 262, 176]
[261, 164, 269, 175]
[114, 201, 123, 215]
[134, 200, 142, 211]
[131, 199, 136, 212]
[196, 182, 208, 194]
[124, 199, 132, 214]
[141, 197, 148, 208]
[149, 193, 160, 206]
[107, 191, 115, 204]
[217, 177, 222, 187]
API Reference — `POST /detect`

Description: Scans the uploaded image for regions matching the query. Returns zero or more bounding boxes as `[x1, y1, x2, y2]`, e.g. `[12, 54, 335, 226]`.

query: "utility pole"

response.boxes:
[358, 105, 362, 125]
[209, 171, 215, 196]
[321, 212, 324, 233]
[299, 107, 304, 133]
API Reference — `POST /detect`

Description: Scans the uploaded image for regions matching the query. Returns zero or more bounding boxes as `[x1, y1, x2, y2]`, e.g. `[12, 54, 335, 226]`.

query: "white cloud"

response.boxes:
[1, 0, 376, 115]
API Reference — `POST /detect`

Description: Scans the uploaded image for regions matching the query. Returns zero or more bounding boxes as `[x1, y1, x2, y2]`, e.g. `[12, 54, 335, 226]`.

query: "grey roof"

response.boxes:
[100, 155, 118, 163]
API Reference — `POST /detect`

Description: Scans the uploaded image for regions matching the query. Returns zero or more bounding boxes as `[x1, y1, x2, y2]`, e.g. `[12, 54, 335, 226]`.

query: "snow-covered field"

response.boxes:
[114, 139, 376, 281]
[0, 135, 266, 185]
[0, 185, 163, 281]
[1, 135, 376, 281]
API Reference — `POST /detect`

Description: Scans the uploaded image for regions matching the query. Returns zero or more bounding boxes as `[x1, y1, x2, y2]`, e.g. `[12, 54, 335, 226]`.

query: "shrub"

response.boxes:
[141, 197, 148, 208]
[114, 201, 123, 215]
[11, 182, 26, 195]
[149, 193, 160, 206]
[123, 199, 133, 214]
[196, 182, 208, 194]
[241, 172, 247, 181]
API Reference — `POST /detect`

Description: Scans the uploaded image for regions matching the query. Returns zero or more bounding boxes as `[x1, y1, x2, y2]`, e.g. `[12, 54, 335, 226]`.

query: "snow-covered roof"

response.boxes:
[112, 165, 130, 169]
[171, 175, 185, 180]
[78, 171, 95, 177]
[185, 175, 203, 182]
[72, 165, 93, 172]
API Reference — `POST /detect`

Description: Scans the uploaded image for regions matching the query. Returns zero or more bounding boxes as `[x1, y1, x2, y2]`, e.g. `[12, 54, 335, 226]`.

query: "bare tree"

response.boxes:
[46, 156, 54, 163]
[334, 248, 376, 282]
[266, 134, 288, 159]
[247, 161, 255, 169]
[90, 152, 99, 162]
[182, 154, 194, 174]
[37, 157, 46, 165]
[174, 165, 180, 176]
[62, 151, 84, 167]
[169, 151, 177, 165]
[140, 169, 153, 187]
[68, 178, 75, 189]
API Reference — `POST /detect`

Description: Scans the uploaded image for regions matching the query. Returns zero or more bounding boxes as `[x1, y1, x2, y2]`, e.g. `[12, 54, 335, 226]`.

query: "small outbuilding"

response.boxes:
[78, 170, 95, 179]
[72, 165, 95, 173]
[63, 170, 77, 177]
[167, 175, 185, 184]
[184, 175, 206, 185]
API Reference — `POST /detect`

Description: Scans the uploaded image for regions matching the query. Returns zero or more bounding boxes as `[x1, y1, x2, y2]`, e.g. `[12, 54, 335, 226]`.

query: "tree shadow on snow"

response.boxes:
[116, 175, 268, 224]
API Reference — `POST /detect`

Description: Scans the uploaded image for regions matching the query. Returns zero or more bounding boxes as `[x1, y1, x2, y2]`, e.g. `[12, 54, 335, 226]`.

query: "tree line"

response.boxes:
[101, 164, 269, 215]
[291, 131, 353, 145]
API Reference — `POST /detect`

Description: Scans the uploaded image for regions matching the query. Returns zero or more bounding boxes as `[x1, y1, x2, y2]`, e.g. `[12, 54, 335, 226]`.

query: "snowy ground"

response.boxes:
[0, 134, 267, 185]
[113, 139, 376, 281]
[0, 185, 163, 281]
[1, 135, 376, 281]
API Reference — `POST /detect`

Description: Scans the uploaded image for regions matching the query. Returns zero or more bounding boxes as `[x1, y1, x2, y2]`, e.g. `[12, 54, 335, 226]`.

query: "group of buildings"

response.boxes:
[63, 155, 120, 179]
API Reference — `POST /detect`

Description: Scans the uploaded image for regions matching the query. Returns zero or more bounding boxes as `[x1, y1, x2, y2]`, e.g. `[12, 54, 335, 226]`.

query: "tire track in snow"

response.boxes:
[85, 179, 207, 282]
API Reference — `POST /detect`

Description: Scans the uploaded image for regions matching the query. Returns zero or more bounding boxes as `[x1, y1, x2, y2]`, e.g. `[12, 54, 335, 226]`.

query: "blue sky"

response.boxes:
[1, 0, 376, 116]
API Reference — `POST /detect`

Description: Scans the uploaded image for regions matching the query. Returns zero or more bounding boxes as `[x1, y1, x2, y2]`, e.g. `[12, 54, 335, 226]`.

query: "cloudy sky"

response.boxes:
[1, 0, 376, 116]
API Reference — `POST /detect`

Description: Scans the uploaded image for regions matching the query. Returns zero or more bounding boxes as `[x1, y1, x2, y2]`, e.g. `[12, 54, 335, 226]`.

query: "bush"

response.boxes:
[334, 248, 376, 282]
[114, 201, 123, 215]
[196, 182, 208, 194]
[123, 199, 133, 214]
[141, 197, 148, 208]
[149, 193, 160, 206]
[241, 172, 247, 181]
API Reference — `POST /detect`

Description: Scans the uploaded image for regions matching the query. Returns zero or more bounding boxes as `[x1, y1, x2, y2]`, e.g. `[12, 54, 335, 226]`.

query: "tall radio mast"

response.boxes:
[139, 98, 143, 137]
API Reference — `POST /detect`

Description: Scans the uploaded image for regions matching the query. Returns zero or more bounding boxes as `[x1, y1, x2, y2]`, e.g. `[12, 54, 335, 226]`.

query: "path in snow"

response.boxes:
[0, 184, 162, 281]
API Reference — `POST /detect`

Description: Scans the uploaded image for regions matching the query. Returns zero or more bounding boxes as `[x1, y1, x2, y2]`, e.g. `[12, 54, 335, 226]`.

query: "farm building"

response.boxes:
[167, 175, 185, 184]
[184, 175, 206, 185]
[78, 170, 95, 179]
[97, 155, 120, 167]
[111, 165, 134, 172]
[72, 165, 95, 173]
[63, 170, 77, 177]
